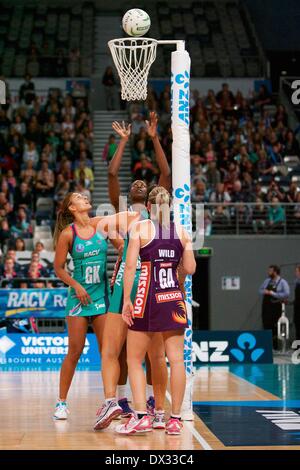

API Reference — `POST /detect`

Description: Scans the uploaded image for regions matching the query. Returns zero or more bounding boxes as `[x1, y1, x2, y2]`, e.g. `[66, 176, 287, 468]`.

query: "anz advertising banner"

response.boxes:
[0, 330, 272, 371]
[192, 331, 273, 364]
[0, 288, 68, 318]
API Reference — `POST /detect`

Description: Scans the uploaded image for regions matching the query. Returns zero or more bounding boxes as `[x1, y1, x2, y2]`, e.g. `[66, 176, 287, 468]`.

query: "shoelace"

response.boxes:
[56, 402, 67, 412]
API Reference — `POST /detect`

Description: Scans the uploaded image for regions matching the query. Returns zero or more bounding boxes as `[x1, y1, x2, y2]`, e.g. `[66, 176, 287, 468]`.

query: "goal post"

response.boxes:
[108, 38, 194, 420]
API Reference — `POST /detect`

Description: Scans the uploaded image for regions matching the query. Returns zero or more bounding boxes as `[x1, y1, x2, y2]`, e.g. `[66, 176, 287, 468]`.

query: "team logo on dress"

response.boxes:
[172, 301, 187, 324]
[76, 244, 85, 253]
[156, 291, 183, 303]
[133, 261, 151, 318]
[69, 303, 82, 316]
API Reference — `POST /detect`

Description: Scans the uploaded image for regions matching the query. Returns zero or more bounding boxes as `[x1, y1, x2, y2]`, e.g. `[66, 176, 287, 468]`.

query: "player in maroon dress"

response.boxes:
[116, 186, 196, 435]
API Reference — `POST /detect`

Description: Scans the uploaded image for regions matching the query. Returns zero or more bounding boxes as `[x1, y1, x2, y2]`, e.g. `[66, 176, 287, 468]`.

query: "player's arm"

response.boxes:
[54, 228, 91, 305]
[145, 111, 171, 190]
[122, 223, 141, 326]
[108, 121, 131, 211]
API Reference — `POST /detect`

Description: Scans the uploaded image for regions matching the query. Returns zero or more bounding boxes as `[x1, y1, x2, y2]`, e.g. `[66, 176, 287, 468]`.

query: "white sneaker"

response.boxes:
[115, 414, 153, 435]
[53, 401, 69, 420]
[152, 411, 166, 429]
[94, 400, 122, 430]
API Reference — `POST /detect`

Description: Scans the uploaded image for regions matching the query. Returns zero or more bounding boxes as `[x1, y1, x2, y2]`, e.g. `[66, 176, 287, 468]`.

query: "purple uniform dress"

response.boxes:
[130, 220, 188, 332]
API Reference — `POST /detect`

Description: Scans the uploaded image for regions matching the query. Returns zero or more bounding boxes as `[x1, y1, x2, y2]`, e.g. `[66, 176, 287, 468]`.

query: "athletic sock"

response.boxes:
[155, 409, 165, 414]
[146, 384, 154, 397]
[117, 385, 128, 400]
[105, 397, 117, 405]
[171, 414, 181, 420]
[135, 411, 147, 420]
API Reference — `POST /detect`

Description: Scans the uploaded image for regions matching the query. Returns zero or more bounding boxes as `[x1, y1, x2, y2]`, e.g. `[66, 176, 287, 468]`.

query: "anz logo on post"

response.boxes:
[174, 70, 190, 125]
[192, 332, 267, 364]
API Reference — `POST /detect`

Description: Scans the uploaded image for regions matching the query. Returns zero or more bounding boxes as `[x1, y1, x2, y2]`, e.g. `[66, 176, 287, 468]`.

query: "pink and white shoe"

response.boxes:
[165, 418, 183, 435]
[115, 414, 153, 435]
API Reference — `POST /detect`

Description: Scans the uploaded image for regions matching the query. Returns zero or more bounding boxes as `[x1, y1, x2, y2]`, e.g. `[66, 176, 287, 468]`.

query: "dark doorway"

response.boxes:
[192, 256, 210, 330]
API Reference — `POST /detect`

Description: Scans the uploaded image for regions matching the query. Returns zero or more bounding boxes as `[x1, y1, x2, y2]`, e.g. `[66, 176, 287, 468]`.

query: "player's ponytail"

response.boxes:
[53, 193, 74, 248]
[148, 186, 171, 226]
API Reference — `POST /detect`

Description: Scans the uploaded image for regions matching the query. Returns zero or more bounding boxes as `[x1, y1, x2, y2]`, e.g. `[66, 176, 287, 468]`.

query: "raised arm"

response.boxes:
[145, 111, 171, 190]
[122, 222, 141, 326]
[108, 121, 131, 211]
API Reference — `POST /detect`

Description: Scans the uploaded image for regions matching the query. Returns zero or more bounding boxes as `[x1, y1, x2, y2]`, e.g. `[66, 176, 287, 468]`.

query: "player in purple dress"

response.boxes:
[116, 186, 196, 435]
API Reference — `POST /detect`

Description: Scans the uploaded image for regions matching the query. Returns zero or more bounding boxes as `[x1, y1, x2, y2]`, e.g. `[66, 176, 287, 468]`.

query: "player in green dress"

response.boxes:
[53, 192, 122, 420]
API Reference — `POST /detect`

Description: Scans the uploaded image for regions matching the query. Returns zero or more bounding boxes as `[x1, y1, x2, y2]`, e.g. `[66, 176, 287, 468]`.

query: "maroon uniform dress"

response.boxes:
[130, 220, 188, 332]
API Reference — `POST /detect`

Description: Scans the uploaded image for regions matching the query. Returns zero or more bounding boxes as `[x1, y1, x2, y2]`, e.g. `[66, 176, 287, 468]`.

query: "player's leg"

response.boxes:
[117, 342, 133, 417]
[91, 314, 107, 352]
[162, 330, 186, 435]
[94, 313, 127, 430]
[54, 316, 88, 419]
[147, 333, 168, 429]
[115, 329, 153, 435]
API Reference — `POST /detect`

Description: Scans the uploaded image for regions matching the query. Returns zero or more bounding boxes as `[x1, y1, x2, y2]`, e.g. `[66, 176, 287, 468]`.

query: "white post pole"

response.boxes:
[171, 46, 194, 420]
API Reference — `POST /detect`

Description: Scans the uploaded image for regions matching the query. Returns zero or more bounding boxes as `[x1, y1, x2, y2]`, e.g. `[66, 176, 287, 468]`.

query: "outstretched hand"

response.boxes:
[145, 111, 158, 138]
[112, 121, 131, 140]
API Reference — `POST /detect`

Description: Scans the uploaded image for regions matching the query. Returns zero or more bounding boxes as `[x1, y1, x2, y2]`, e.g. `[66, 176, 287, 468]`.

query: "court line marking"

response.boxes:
[165, 390, 212, 450]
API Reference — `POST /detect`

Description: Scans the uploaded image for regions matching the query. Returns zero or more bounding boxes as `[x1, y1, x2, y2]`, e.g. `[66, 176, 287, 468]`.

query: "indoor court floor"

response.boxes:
[1, 364, 300, 450]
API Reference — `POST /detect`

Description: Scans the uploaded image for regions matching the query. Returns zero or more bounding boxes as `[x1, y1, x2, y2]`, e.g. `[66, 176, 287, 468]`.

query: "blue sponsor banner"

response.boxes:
[192, 331, 273, 364]
[0, 333, 100, 371]
[0, 288, 68, 319]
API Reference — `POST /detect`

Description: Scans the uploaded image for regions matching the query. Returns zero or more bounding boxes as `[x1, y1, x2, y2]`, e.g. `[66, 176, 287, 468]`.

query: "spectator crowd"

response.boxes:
[0, 75, 93, 286]
[128, 82, 300, 235]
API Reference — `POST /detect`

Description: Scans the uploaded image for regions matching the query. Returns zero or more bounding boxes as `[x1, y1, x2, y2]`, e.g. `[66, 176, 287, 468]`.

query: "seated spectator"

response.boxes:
[61, 114, 75, 136]
[15, 237, 26, 251]
[267, 197, 285, 231]
[266, 181, 285, 203]
[191, 181, 208, 203]
[133, 156, 155, 184]
[35, 161, 55, 197]
[7, 169, 17, 191]
[10, 115, 26, 135]
[13, 182, 33, 211]
[253, 84, 271, 110]
[11, 207, 32, 239]
[294, 192, 300, 220]
[0, 257, 18, 287]
[54, 175, 70, 202]
[25, 261, 46, 289]
[230, 180, 246, 203]
[205, 160, 221, 189]
[19, 74, 36, 105]
[74, 161, 94, 191]
[23, 141, 39, 168]
[131, 113, 146, 135]
[283, 129, 300, 156]
[252, 197, 268, 233]
[274, 104, 288, 128]
[0, 219, 10, 250]
[3, 249, 22, 274]
[20, 160, 37, 185]
[286, 182, 299, 203]
[34, 241, 46, 254]
[24, 252, 48, 277]
[61, 96, 76, 119]
[257, 149, 273, 179]
[209, 182, 231, 203]
[43, 114, 61, 136]
[211, 205, 231, 229]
